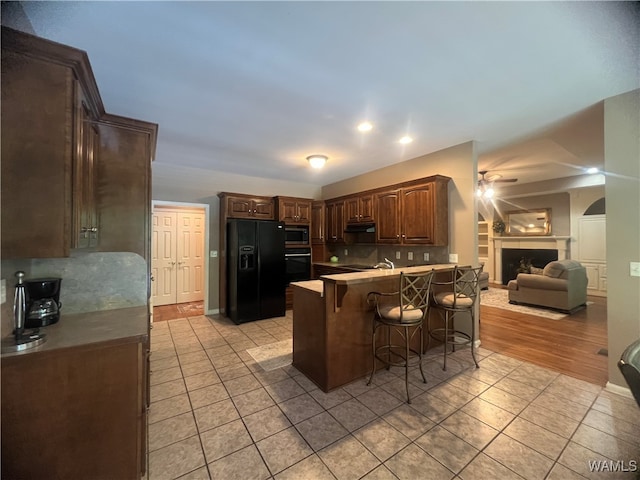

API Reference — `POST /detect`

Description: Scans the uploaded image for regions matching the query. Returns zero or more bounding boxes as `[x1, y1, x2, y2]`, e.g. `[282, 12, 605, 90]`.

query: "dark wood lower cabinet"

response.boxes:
[1, 339, 147, 479]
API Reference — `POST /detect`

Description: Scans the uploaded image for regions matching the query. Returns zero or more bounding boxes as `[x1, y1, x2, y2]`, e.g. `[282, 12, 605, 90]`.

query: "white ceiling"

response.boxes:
[14, 1, 640, 187]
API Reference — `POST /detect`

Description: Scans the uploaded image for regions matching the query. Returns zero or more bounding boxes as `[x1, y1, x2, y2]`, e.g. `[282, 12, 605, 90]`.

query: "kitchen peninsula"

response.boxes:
[291, 264, 456, 392]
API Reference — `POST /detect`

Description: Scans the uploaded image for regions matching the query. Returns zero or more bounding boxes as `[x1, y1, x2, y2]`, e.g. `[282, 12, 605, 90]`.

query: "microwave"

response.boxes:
[285, 225, 309, 245]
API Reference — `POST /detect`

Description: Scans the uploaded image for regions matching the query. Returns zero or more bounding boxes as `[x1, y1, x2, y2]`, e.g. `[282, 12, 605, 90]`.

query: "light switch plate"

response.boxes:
[210, 250, 218, 258]
[344, 249, 348, 256]
[395, 251, 401, 260]
[631, 261, 640, 277]
[423, 252, 430, 262]
[449, 253, 458, 263]
[408, 252, 413, 261]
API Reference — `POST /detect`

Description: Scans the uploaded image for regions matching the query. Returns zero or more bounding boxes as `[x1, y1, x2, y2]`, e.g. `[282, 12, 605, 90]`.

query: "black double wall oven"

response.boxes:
[285, 247, 311, 284]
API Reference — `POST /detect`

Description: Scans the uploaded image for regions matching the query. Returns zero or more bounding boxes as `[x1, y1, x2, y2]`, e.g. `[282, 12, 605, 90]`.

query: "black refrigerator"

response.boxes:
[227, 219, 286, 324]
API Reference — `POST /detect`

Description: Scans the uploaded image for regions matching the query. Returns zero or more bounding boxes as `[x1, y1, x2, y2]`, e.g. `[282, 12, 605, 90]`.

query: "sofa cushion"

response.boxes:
[516, 273, 569, 291]
[543, 260, 584, 280]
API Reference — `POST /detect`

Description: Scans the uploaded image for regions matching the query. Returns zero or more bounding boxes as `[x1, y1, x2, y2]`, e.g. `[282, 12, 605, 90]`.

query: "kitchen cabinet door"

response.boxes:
[96, 115, 156, 260]
[1, 44, 74, 258]
[311, 201, 325, 244]
[400, 180, 449, 245]
[401, 183, 435, 244]
[326, 200, 345, 243]
[345, 195, 374, 224]
[226, 195, 274, 220]
[375, 190, 401, 244]
[73, 86, 99, 249]
[277, 197, 312, 224]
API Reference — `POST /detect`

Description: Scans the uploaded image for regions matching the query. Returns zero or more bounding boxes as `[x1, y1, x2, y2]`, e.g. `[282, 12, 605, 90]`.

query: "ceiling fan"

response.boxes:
[477, 170, 517, 198]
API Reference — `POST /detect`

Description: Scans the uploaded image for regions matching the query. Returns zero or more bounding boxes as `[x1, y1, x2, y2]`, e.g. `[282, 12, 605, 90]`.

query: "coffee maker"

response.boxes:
[25, 277, 62, 328]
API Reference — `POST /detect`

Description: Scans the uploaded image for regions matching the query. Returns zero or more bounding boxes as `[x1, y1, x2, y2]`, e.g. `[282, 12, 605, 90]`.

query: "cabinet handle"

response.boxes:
[150, 275, 155, 281]
[178, 261, 184, 266]
[396, 234, 400, 238]
[402, 234, 406, 238]
[171, 261, 176, 266]
[90, 226, 98, 233]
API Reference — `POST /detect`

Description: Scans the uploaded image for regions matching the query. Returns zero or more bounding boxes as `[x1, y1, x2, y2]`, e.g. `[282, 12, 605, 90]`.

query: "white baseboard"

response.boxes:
[605, 381, 633, 399]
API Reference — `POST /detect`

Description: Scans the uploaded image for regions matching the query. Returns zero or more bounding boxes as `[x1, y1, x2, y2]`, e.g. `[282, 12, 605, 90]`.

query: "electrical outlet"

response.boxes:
[407, 252, 413, 261]
[449, 253, 458, 263]
[423, 252, 429, 262]
[631, 261, 640, 277]
[210, 250, 218, 258]
[344, 249, 348, 256]
[395, 251, 401, 260]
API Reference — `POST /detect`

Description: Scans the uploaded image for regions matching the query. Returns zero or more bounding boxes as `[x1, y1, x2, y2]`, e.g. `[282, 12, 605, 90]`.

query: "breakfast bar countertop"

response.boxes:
[1, 305, 149, 358]
[290, 280, 324, 295]
[319, 263, 456, 285]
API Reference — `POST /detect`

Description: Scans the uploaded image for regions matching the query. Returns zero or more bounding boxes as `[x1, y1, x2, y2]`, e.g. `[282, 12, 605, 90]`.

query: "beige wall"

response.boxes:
[604, 89, 640, 388]
[152, 163, 321, 312]
[321, 141, 479, 266]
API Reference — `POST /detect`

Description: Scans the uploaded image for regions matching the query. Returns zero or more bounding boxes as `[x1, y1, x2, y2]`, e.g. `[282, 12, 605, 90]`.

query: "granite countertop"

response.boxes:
[1, 305, 149, 358]
[319, 263, 457, 285]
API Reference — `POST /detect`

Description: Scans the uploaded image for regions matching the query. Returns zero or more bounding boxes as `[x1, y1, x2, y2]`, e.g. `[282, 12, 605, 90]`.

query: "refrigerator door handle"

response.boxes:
[284, 253, 312, 257]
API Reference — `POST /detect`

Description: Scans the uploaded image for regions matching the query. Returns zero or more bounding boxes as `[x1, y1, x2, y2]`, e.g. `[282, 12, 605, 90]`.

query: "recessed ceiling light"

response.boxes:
[306, 154, 328, 169]
[399, 136, 413, 144]
[357, 121, 373, 132]
[586, 167, 599, 174]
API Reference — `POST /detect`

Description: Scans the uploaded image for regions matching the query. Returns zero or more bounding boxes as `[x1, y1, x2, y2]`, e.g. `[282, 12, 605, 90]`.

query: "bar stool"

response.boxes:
[428, 265, 483, 371]
[366, 270, 435, 403]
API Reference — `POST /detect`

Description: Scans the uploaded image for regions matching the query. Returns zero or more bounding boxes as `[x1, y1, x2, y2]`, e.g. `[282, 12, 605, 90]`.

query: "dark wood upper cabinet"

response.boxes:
[311, 201, 325, 244]
[276, 196, 312, 224]
[224, 193, 275, 220]
[401, 183, 436, 244]
[375, 190, 401, 243]
[1, 27, 157, 260]
[345, 194, 374, 224]
[326, 200, 345, 244]
[337, 175, 450, 246]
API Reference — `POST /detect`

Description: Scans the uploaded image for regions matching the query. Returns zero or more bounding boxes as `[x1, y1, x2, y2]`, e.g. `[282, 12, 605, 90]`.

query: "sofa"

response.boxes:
[507, 259, 588, 313]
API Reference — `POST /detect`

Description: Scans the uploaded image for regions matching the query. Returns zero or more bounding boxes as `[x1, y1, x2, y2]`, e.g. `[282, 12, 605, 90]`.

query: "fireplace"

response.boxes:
[501, 248, 558, 285]
[491, 235, 570, 285]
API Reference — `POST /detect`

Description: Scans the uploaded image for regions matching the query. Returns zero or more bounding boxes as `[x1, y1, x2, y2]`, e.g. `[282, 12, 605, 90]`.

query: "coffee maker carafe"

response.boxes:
[25, 278, 62, 328]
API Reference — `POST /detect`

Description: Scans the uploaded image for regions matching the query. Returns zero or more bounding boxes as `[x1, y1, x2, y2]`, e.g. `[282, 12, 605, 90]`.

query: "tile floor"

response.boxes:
[148, 313, 640, 480]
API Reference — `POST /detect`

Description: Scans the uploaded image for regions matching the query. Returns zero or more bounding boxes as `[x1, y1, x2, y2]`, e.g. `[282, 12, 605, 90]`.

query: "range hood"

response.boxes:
[344, 223, 376, 233]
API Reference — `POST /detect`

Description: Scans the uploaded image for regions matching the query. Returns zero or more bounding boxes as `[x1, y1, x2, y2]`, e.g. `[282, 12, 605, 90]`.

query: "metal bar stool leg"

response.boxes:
[418, 323, 426, 384]
[367, 322, 377, 386]
[404, 326, 411, 403]
[470, 311, 479, 368]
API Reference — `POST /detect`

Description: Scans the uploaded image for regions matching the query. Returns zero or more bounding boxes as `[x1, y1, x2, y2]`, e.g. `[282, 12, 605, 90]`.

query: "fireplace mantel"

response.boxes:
[491, 236, 571, 283]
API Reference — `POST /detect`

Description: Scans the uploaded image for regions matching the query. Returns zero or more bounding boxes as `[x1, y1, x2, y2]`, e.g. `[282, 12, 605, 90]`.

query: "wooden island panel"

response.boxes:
[292, 265, 457, 392]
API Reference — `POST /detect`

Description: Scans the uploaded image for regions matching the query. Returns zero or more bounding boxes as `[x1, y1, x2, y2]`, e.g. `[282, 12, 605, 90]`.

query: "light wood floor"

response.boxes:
[153, 301, 204, 322]
[480, 294, 608, 386]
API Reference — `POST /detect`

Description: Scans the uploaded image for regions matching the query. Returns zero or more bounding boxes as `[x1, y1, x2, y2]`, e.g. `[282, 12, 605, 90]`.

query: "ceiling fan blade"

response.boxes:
[493, 178, 518, 183]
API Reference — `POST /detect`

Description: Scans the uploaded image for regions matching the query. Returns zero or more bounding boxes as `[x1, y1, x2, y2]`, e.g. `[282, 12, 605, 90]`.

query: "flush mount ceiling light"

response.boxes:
[307, 154, 328, 169]
[398, 136, 413, 144]
[357, 121, 373, 132]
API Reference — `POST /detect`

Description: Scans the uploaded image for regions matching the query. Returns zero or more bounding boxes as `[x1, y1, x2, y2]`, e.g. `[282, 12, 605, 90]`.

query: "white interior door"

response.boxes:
[176, 211, 205, 303]
[152, 206, 205, 306]
[152, 211, 178, 307]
